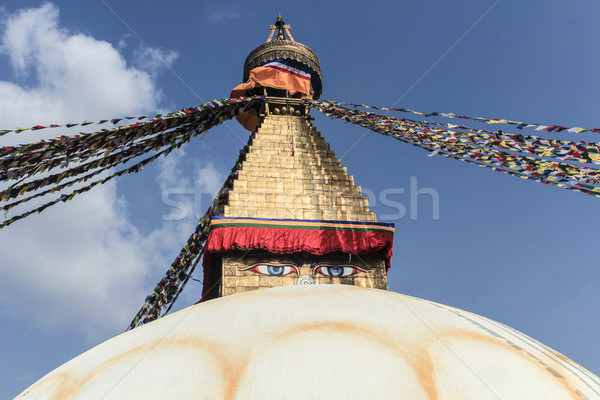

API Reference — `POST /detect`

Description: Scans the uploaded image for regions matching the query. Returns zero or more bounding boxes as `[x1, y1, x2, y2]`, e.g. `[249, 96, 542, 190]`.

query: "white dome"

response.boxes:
[17, 285, 600, 399]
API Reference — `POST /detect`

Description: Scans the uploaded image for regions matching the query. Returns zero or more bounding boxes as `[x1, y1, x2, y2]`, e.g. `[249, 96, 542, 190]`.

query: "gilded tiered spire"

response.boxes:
[224, 116, 376, 222]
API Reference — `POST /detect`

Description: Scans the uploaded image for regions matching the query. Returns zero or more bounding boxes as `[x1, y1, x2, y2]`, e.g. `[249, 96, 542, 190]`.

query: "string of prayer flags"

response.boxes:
[0, 128, 195, 221]
[0, 113, 159, 136]
[319, 106, 600, 166]
[310, 101, 600, 198]
[1, 97, 262, 183]
[127, 133, 255, 330]
[321, 99, 600, 135]
[1, 97, 264, 229]
[1, 122, 200, 206]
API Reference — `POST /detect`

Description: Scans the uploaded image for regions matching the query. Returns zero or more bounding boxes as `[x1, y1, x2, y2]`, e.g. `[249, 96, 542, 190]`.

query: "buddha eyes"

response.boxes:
[240, 264, 298, 276]
[239, 263, 371, 277]
[314, 265, 367, 277]
[261, 265, 295, 276]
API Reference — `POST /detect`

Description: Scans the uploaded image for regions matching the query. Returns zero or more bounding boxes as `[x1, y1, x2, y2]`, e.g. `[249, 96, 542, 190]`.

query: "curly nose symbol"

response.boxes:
[297, 275, 314, 285]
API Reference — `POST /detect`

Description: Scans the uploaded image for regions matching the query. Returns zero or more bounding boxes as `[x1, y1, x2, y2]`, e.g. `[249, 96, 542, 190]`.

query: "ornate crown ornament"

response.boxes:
[243, 15, 323, 99]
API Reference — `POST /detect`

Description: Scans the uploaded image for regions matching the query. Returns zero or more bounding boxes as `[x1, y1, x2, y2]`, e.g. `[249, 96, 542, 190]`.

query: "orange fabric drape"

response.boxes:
[230, 66, 312, 131]
[230, 66, 312, 98]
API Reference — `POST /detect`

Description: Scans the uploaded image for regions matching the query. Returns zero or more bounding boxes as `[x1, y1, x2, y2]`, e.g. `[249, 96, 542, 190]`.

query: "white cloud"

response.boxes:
[195, 161, 225, 196]
[117, 33, 131, 51]
[207, 7, 243, 23]
[0, 183, 147, 338]
[154, 156, 225, 307]
[157, 147, 192, 192]
[134, 44, 179, 78]
[157, 147, 195, 221]
[0, 3, 185, 339]
[156, 147, 225, 222]
[0, 3, 160, 133]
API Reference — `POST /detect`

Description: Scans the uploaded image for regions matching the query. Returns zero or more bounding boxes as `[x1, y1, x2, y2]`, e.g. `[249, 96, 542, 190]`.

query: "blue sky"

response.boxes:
[1, 1, 600, 397]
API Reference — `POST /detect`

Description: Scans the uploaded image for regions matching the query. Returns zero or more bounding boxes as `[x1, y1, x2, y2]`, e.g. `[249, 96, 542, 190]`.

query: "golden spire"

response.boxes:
[243, 15, 322, 98]
[267, 14, 295, 42]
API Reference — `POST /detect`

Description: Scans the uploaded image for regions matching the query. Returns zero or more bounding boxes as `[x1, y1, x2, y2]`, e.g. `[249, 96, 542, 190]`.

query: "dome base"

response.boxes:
[18, 285, 598, 399]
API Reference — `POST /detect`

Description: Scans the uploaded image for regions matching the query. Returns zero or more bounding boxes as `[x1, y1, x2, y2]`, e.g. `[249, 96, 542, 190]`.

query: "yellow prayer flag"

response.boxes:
[589, 154, 600, 161]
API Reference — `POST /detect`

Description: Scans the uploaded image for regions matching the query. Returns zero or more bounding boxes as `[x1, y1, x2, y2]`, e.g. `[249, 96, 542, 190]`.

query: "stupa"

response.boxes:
[16, 16, 600, 400]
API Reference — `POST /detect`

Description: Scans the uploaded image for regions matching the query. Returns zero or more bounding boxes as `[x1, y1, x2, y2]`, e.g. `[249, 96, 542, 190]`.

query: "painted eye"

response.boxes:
[325, 266, 345, 277]
[314, 265, 365, 277]
[239, 264, 298, 276]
